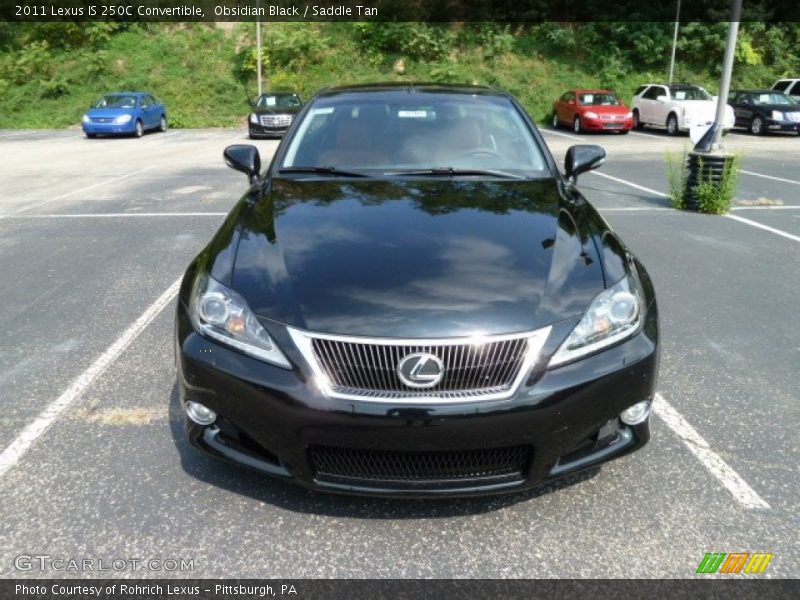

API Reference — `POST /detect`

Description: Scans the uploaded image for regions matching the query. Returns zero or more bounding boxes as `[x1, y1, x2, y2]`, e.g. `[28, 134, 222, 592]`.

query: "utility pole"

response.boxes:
[669, 0, 681, 84]
[256, 0, 263, 96]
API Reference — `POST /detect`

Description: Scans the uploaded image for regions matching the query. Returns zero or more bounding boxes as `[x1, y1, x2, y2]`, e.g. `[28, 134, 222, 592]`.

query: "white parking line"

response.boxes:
[741, 169, 800, 186]
[731, 205, 800, 210]
[591, 171, 800, 242]
[2, 212, 228, 218]
[540, 128, 585, 141]
[724, 214, 800, 243]
[628, 130, 663, 139]
[13, 166, 159, 215]
[599, 207, 673, 212]
[0, 278, 181, 479]
[653, 393, 770, 509]
[590, 171, 671, 198]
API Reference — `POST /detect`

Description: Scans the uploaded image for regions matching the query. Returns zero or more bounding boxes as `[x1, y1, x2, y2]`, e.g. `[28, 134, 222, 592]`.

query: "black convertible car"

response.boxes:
[248, 92, 303, 139]
[176, 84, 659, 497]
[728, 89, 800, 135]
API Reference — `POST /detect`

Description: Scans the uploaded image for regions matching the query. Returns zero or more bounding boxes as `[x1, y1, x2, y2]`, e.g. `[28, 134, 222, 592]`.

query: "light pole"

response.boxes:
[256, 1, 263, 96]
[683, 0, 743, 210]
[669, 0, 681, 84]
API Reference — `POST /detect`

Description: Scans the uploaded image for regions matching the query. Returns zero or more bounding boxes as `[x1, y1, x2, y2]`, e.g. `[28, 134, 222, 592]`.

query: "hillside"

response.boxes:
[0, 22, 798, 128]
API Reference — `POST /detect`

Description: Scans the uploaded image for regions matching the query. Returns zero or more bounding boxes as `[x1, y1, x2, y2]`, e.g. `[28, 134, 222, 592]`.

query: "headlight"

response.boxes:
[249, 113, 258, 124]
[114, 114, 132, 124]
[189, 274, 291, 369]
[771, 110, 784, 120]
[549, 274, 644, 367]
[625, 111, 633, 119]
[81, 114, 90, 123]
[584, 111, 599, 119]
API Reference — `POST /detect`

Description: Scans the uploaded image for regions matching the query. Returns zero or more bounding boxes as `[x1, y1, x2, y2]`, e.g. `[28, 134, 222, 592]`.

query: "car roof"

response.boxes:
[317, 82, 505, 98]
[105, 91, 147, 96]
[574, 89, 615, 94]
[732, 89, 783, 94]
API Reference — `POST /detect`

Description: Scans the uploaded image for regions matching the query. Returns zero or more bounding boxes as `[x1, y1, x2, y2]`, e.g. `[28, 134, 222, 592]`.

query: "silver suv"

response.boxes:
[772, 79, 800, 99]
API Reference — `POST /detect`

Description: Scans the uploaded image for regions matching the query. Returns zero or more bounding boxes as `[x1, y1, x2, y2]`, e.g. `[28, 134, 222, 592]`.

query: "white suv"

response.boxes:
[772, 79, 800, 99]
[631, 83, 735, 135]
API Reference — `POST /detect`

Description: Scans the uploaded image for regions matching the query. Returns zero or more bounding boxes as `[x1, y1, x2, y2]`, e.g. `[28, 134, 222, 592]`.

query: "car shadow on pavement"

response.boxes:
[168, 383, 599, 519]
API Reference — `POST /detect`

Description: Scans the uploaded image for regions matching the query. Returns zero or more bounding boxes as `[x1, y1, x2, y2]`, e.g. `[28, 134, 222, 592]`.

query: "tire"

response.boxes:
[750, 115, 764, 136]
[134, 119, 144, 138]
[666, 113, 679, 136]
[632, 109, 643, 130]
[618, 130, 630, 135]
[159, 115, 167, 132]
[85, 133, 96, 139]
[551, 112, 560, 129]
[573, 116, 582, 133]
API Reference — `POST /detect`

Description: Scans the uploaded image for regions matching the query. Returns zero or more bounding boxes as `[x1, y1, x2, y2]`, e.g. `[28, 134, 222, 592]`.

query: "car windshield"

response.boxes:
[257, 94, 301, 109]
[281, 91, 548, 176]
[578, 93, 620, 106]
[752, 92, 796, 105]
[670, 87, 712, 101]
[94, 95, 138, 109]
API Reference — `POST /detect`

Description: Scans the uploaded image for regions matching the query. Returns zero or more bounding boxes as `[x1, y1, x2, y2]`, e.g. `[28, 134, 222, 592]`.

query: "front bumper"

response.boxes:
[581, 116, 633, 132]
[82, 121, 135, 135]
[766, 119, 800, 132]
[175, 301, 658, 497]
[249, 123, 289, 138]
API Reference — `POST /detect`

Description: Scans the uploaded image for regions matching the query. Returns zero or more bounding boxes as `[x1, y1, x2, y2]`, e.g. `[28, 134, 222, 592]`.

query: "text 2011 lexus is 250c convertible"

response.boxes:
[175, 84, 659, 497]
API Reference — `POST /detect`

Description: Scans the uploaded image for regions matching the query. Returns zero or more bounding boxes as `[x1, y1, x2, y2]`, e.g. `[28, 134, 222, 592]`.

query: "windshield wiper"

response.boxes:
[278, 166, 369, 178]
[385, 167, 524, 180]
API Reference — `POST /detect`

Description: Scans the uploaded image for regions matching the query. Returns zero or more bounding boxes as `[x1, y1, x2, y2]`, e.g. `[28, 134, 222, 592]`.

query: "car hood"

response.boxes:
[750, 103, 800, 113]
[252, 105, 303, 116]
[230, 178, 604, 338]
[580, 105, 630, 114]
[85, 107, 135, 118]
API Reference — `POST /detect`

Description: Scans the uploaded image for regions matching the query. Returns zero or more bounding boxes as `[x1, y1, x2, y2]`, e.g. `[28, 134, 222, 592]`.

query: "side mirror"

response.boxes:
[656, 95, 667, 102]
[564, 144, 606, 184]
[224, 144, 261, 186]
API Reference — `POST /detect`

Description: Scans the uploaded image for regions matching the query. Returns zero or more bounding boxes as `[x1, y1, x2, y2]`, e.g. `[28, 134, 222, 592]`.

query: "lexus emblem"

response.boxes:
[396, 352, 445, 388]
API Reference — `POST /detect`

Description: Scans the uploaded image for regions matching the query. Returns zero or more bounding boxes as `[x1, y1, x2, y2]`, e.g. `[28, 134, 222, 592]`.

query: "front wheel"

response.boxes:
[632, 109, 643, 130]
[573, 116, 582, 133]
[159, 115, 167, 132]
[666, 113, 679, 136]
[551, 112, 560, 129]
[85, 133, 96, 139]
[134, 120, 144, 138]
[750, 116, 764, 136]
[618, 130, 630, 135]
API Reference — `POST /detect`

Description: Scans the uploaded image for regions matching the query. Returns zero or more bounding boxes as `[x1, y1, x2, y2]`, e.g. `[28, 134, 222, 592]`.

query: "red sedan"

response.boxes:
[552, 89, 634, 134]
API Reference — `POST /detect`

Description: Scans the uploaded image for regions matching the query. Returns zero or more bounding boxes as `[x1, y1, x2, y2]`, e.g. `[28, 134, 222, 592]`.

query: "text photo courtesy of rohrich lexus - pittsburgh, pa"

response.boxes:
[0, 1, 798, 598]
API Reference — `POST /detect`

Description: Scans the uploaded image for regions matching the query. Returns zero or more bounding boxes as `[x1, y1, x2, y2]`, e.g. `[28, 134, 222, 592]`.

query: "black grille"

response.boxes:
[310, 445, 531, 484]
[310, 337, 528, 394]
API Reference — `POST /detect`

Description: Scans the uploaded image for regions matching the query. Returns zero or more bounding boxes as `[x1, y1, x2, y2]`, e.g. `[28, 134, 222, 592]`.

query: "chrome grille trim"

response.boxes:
[259, 114, 293, 127]
[287, 327, 552, 404]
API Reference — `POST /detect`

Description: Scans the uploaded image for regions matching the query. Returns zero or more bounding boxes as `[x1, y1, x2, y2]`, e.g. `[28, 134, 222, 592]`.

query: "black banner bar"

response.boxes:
[3, 579, 800, 600]
[2, 0, 800, 22]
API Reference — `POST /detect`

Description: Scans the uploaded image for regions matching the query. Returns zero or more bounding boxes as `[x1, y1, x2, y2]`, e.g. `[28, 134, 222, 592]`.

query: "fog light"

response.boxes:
[621, 400, 650, 425]
[186, 401, 216, 425]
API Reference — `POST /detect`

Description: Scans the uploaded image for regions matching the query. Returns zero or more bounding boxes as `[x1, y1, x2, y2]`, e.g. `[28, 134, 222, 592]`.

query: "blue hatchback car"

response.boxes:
[82, 92, 167, 138]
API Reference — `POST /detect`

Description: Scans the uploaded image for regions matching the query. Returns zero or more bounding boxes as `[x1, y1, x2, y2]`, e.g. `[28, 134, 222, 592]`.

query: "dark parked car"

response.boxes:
[81, 92, 166, 138]
[728, 89, 800, 135]
[176, 84, 659, 497]
[552, 89, 633, 133]
[248, 92, 303, 139]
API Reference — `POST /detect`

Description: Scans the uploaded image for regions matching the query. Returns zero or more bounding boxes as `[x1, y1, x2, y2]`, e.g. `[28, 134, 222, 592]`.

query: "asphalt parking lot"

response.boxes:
[0, 126, 797, 579]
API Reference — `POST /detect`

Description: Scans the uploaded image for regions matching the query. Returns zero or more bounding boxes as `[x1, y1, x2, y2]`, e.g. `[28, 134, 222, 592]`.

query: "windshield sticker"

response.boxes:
[398, 110, 428, 118]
